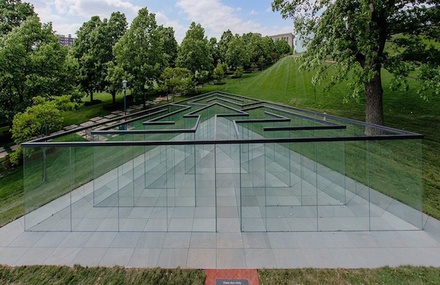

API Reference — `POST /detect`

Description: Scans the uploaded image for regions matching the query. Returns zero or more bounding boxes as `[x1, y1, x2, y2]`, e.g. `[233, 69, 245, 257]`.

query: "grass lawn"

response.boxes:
[1, 265, 440, 284]
[0, 266, 205, 285]
[258, 266, 440, 285]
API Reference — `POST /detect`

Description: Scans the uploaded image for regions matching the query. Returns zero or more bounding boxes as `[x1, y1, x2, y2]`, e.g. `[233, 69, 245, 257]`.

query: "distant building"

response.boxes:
[58, 34, 75, 46]
[270, 33, 294, 49]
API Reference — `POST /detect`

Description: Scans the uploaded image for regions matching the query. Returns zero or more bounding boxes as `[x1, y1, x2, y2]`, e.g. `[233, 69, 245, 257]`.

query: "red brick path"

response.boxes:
[205, 269, 259, 285]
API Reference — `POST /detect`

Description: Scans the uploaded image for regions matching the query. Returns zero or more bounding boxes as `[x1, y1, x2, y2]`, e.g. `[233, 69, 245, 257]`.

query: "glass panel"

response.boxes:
[368, 139, 423, 230]
[241, 143, 266, 231]
[316, 140, 346, 231]
[24, 146, 72, 231]
[288, 141, 318, 231]
[194, 144, 216, 232]
[343, 140, 370, 231]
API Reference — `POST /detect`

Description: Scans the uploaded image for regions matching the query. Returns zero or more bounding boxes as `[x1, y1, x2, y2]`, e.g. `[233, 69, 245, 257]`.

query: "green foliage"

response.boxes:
[0, 0, 35, 36]
[226, 34, 250, 70]
[177, 22, 213, 76]
[113, 8, 164, 107]
[218, 29, 233, 64]
[161, 67, 195, 95]
[159, 26, 178, 68]
[0, 265, 206, 285]
[274, 38, 291, 56]
[10, 96, 76, 165]
[213, 62, 227, 83]
[232, 66, 244, 78]
[209, 37, 221, 66]
[71, 16, 102, 98]
[0, 16, 74, 123]
[272, 0, 440, 125]
[242, 33, 275, 70]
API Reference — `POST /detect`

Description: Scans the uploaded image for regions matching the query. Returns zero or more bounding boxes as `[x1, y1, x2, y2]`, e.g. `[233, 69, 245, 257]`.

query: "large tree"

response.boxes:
[113, 8, 164, 108]
[226, 34, 250, 70]
[158, 26, 178, 68]
[0, 16, 73, 122]
[103, 12, 128, 104]
[177, 22, 213, 76]
[218, 29, 233, 65]
[71, 16, 103, 102]
[272, 0, 440, 128]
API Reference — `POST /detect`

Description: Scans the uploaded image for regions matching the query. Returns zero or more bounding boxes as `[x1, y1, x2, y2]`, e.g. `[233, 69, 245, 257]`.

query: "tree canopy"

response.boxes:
[71, 16, 104, 102]
[0, 16, 73, 123]
[177, 22, 213, 76]
[272, 0, 440, 128]
[0, 0, 35, 36]
[113, 8, 164, 108]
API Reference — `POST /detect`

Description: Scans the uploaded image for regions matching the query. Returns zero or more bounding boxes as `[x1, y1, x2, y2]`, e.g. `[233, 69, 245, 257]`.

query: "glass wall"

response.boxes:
[22, 92, 424, 232]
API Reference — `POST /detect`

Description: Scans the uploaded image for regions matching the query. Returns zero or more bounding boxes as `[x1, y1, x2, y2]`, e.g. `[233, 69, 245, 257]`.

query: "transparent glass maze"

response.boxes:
[22, 91, 423, 232]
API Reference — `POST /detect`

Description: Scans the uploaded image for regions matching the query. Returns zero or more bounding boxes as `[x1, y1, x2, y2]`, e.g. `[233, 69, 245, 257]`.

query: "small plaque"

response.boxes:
[216, 279, 249, 285]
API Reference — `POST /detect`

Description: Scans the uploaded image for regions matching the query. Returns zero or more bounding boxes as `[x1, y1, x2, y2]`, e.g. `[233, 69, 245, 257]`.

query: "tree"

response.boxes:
[10, 95, 76, 165]
[104, 12, 128, 104]
[274, 39, 292, 57]
[0, 0, 35, 36]
[158, 26, 178, 68]
[161, 67, 194, 98]
[213, 62, 227, 84]
[71, 16, 103, 102]
[113, 8, 164, 108]
[226, 34, 250, 70]
[177, 22, 213, 78]
[218, 30, 233, 65]
[272, 0, 440, 128]
[0, 16, 74, 123]
[209, 37, 221, 66]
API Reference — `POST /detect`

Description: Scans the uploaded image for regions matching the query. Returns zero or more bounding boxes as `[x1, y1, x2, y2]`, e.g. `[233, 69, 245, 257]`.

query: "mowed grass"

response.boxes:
[258, 267, 440, 285]
[203, 56, 440, 219]
[0, 265, 205, 285]
[1, 265, 440, 284]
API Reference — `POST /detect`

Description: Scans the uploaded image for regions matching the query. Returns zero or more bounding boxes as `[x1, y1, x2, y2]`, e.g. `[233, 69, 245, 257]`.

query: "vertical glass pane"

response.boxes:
[343, 140, 370, 231]
[24, 146, 71, 231]
[316, 141, 346, 231]
[143, 145, 168, 231]
[368, 139, 423, 230]
[241, 143, 266, 231]
[194, 144, 216, 232]
[287, 141, 318, 231]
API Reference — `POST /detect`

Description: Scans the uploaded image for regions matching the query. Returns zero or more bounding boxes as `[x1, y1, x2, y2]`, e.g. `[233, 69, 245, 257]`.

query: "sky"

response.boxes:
[27, 0, 293, 43]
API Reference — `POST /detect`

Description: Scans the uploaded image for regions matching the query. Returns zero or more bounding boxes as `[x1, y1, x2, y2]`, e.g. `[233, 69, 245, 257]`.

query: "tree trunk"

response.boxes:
[111, 91, 116, 104]
[142, 87, 146, 109]
[90, 91, 94, 103]
[364, 69, 384, 135]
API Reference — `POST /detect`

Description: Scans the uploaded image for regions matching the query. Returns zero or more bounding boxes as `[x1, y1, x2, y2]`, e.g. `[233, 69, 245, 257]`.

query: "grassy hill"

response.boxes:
[203, 56, 440, 218]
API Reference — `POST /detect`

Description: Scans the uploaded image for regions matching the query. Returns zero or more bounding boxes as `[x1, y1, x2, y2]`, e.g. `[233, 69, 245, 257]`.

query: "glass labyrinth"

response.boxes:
[22, 91, 423, 232]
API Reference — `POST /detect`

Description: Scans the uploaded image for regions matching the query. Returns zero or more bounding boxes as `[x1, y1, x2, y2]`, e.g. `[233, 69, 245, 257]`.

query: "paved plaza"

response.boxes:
[1, 215, 440, 268]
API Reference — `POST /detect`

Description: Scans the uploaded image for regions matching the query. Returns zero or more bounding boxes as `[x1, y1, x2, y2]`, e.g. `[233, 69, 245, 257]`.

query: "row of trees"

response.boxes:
[0, 1, 292, 126]
[73, 14, 292, 107]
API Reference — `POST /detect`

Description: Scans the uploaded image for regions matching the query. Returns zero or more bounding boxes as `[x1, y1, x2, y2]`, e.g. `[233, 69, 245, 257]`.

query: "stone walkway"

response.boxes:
[1, 216, 440, 268]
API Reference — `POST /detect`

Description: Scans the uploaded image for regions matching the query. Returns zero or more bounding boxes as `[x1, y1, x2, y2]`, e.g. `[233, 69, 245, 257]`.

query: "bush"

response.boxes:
[1, 154, 12, 170]
[232, 66, 244, 78]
